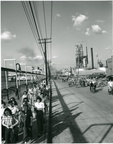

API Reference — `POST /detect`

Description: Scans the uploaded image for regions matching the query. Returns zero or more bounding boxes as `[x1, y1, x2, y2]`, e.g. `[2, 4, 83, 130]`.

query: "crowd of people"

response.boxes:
[1, 80, 49, 144]
[67, 76, 96, 88]
[65, 75, 112, 93]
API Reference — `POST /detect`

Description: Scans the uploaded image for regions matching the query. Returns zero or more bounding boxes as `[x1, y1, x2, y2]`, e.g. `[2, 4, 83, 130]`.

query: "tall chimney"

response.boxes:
[91, 48, 94, 69]
[86, 46, 88, 64]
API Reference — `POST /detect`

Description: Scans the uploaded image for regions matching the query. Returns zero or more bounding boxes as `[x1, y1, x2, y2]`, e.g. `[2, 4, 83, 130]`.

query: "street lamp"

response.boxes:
[16, 63, 21, 99]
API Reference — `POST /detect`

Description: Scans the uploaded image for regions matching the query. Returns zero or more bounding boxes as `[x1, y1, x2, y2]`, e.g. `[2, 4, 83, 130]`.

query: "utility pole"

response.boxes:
[39, 38, 51, 85]
[39, 39, 52, 143]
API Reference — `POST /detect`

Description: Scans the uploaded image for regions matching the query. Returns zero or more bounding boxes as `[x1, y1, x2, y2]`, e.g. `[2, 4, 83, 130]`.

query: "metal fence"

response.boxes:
[1, 67, 45, 101]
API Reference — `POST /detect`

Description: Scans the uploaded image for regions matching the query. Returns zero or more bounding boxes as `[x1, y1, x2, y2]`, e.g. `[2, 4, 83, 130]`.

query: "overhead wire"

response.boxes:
[32, 1, 43, 42]
[42, 1, 48, 39]
[21, 1, 36, 43]
[50, 1, 53, 41]
[21, 1, 45, 60]
[30, 1, 45, 54]
[28, 1, 44, 52]
[21, 1, 53, 64]
[22, 1, 44, 59]
[50, 1, 53, 62]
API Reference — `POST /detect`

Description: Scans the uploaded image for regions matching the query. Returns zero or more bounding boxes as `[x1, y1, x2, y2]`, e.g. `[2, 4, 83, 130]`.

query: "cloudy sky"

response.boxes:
[1, 1, 113, 70]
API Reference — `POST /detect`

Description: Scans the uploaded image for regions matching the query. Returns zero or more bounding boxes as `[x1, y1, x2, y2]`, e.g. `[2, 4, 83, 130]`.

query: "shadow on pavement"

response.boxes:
[52, 95, 59, 102]
[62, 93, 75, 97]
[18, 117, 48, 143]
[58, 86, 70, 91]
[52, 81, 87, 143]
[52, 107, 79, 120]
[82, 123, 113, 143]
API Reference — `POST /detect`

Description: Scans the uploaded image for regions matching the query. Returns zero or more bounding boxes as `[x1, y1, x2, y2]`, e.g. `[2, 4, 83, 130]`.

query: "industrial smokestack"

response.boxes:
[91, 48, 94, 69]
[86, 46, 88, 64]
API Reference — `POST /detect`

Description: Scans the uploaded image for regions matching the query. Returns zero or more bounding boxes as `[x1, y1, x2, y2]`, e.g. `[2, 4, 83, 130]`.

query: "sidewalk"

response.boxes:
[2, 84, 49, 144]
[51, 81, 113, 143]
[51, 81, 86, 143]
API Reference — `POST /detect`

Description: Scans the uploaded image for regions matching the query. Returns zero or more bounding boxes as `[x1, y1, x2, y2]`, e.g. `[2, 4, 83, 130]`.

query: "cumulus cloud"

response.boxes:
[1, 31, 16, 40]
[85, 25, 107, 36]
[56, 13, 61, 17]
[92, 25, 101, 34]
[19, 47, 44, 66]
[85, 28, 91, 36]
[102, 30, 107, 34]
[19, 47, 36, 58]
[72, 14, 88, 29]
[92, 25, 107, 34]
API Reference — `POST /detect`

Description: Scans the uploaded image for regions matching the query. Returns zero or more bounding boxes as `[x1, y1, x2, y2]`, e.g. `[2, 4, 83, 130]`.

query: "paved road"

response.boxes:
[51, 80, 113, 143]
[2, 80, 113, 143]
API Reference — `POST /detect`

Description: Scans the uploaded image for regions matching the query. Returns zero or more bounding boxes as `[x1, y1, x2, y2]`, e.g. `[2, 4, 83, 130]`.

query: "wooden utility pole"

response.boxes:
[39, 38, 51, 85]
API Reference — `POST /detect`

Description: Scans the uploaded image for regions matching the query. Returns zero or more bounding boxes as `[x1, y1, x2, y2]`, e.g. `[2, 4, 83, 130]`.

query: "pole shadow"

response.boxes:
[51, 81, 87, 143]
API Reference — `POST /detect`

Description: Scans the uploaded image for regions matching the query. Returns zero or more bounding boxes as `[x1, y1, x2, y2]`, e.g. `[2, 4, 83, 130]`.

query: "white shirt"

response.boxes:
[34, 102, 45, 110]
[8, 106, 19, 115]
[108, 81, 113, 87]
[92, 79, 96, 84]
[22, 94, 27, 99]
[28, 88, 34, 95]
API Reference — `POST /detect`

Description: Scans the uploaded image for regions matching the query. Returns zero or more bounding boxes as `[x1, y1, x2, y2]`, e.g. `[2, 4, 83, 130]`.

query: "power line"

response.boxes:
[33, 1, 43, 41]
[42, 1, 47, 39]
[50, 1, 53, 62]
[21, 1, 45, 59]
[29, 1, 47, 58]
[31, 1, 45, 53]
[50, 1, 53, 40]
[21, 1, 53, 64]
[28, 1, 42, 44]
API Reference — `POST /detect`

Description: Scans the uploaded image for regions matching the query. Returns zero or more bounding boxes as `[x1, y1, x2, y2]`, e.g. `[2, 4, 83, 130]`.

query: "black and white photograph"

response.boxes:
[1, 0, 113, 143]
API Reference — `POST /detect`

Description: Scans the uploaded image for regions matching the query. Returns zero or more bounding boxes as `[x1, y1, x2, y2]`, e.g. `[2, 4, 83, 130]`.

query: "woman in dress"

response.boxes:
[34, 96, 45, 137]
